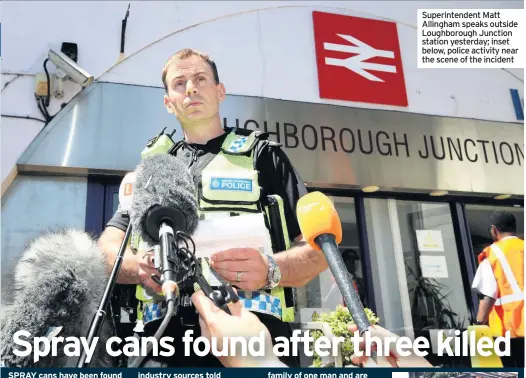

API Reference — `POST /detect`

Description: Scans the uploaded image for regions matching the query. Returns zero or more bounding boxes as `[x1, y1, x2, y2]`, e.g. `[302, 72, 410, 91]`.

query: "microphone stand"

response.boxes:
[77, 218, 133, 368]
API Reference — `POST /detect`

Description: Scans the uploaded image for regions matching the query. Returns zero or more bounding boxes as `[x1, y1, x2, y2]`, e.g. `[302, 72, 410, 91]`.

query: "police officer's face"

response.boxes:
[163, 55, 225, 124]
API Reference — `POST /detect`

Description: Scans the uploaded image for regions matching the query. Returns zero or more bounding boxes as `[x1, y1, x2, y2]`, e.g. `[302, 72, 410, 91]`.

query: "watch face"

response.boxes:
[274, 267, 282, 282]
[270, 260, 281, 284]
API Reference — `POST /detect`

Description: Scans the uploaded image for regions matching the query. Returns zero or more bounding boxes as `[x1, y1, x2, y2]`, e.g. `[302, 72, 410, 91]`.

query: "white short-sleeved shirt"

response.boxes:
[472, 259, 498, 299]
[471, 236, 519, 299]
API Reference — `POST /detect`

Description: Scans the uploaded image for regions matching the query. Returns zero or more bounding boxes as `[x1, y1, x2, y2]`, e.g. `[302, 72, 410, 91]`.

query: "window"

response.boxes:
[365, 198, 470, 337]
[465, 204, 524, 260]
[294, 196, 366, 319]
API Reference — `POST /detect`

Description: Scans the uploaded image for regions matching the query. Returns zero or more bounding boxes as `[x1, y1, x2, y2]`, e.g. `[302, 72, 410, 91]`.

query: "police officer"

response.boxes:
[98, 48, 329, 367]
[472, 211, 524, 367]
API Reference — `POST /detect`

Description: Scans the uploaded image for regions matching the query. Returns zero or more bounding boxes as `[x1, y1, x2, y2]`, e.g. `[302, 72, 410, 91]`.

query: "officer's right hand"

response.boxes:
[137, 251, 162, 292]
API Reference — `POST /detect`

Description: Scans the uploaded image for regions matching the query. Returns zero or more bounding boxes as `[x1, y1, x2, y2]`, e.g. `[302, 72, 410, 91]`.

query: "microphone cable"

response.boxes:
[127, 232, 195, 368]
[127, 299, 177, 368]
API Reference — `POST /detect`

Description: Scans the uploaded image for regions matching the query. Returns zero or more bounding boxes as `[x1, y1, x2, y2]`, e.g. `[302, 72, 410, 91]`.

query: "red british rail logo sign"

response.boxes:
[312, 11, 408, 107]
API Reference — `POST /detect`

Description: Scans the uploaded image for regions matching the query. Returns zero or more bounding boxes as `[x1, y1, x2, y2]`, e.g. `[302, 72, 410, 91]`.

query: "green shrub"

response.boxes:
[310, 305, 380, 367]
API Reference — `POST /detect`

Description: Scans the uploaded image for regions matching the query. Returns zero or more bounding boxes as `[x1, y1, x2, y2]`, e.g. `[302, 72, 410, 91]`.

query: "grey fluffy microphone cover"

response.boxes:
[129, 154, 199, 246]
[0, 229, 115, 367]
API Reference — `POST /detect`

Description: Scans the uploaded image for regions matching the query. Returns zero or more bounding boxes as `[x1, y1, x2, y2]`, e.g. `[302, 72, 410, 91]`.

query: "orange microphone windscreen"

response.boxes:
[296, 191, 342, 251]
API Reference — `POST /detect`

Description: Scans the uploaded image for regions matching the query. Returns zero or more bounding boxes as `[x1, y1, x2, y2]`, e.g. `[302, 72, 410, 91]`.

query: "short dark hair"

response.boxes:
[161, 48, 220, 92]
[489, 211, 517, 233]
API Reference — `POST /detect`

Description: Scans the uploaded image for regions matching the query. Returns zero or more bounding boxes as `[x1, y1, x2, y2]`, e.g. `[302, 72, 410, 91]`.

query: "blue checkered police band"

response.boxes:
[227, 136, 248, 152]
[238, 290, 282, 319]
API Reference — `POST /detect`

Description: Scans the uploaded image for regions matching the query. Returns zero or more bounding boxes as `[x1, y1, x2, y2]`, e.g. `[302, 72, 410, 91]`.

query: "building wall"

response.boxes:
[0, 176, 88, 290]
[1, 1, 524, 184]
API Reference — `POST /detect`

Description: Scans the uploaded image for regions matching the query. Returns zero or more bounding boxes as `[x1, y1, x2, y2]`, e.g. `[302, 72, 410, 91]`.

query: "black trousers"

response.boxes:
[131, 307, 300, 368]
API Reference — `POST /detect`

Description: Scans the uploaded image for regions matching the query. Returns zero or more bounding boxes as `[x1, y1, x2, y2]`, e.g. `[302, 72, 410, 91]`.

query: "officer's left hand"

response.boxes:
[210, 248, 269, 291]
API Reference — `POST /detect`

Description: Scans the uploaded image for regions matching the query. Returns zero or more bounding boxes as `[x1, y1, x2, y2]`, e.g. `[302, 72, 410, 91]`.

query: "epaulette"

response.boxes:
[140, 127, 177, 158]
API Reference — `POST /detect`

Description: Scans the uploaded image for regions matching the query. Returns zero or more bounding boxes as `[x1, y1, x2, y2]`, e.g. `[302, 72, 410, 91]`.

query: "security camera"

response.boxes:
[47, 49, 94, 87]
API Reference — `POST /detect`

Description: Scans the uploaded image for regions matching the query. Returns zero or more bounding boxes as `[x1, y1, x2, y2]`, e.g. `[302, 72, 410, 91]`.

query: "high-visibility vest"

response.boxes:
[130, 128, 295, 325]
[478, 236, 524, 338]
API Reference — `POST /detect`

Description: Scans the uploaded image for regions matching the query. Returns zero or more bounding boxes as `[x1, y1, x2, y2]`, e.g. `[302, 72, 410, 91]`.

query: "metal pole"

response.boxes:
[77, 222, 133, 367]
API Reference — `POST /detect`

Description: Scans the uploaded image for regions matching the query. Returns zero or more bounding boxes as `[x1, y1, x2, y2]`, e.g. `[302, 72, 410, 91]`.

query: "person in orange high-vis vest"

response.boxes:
[472, 211, 524, 367]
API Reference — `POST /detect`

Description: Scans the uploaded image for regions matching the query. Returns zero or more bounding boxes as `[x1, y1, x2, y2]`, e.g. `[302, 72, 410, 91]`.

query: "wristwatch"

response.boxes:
[265, 255, 281, 289]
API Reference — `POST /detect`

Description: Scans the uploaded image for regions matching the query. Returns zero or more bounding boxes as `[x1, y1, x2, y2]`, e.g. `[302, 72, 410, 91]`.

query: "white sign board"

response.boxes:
[416, 230, 445, 252]
[420, 255, 449, 278]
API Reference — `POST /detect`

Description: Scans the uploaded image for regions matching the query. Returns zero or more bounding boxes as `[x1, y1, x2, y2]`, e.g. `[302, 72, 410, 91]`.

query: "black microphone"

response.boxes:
[0, 229, 116, 368]
[125, 154, 200, 368]
[129, 153, 199, 303]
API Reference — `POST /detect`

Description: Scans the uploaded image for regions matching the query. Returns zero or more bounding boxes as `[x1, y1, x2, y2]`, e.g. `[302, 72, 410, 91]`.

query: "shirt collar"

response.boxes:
[500, 236, 518, 241]
[182, 131, 228, 152]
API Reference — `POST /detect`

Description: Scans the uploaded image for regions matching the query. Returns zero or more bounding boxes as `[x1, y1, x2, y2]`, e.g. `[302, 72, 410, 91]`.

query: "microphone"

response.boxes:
[129, 153, 199, 303]
[296, 192, 373, 337]
[0, 229, 116, 368]
[126, 154, 202, 368]
[118, 171, 136, 212]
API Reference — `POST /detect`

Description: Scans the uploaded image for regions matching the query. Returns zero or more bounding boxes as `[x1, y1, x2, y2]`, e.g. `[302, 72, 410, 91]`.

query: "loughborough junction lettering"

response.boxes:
[418, 135, 522, 165]
[223, 118, 524, 166]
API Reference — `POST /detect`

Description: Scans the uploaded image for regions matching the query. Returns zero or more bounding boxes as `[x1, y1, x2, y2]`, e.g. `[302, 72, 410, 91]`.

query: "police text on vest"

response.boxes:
[210, 178, 253, 192]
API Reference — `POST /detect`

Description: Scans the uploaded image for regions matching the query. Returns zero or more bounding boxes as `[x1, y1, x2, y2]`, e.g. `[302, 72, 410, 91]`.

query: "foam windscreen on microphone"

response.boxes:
[0, 229, 116, 367]
[296, 191, 342, 251]
[130, 154, 199, 246]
